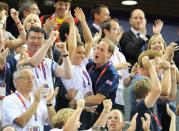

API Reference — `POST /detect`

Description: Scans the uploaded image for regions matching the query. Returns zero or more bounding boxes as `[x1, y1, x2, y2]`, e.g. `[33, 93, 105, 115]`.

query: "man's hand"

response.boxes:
[65, 88, 78, 100]
[17, 51, 30, 68]
[103, 99, 112, 113]
[65, 10, 75, 25]
[34, 85, 43, 104]
[127, 113, 138, 131]
[153, 19, 163, 35]
[55, 42, 68, 55]
[141, 113, 151, 131]
[74, 7, 85, 22]
[139, 18, 147, 35]
[46, 87, 59, 104]
[142, 56, 152, 69]
[43, 19, 58, 36]
[0, 48, 9, 70]
[159, 61, 170, 69]
[115, 62, 131, 70]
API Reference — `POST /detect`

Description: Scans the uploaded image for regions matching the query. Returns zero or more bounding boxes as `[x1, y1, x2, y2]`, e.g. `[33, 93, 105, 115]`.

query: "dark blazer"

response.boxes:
[120, 29, 150, 66]
[90, 25, 99, 37]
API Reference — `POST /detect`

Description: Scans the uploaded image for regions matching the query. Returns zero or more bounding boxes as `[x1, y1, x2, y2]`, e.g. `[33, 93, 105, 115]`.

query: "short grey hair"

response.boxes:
[13, 66, 33, 88]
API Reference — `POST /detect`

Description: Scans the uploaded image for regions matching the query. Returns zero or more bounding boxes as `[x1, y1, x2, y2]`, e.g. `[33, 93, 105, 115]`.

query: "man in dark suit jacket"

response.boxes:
[90, 4, 110, 36]
[120, 9, 162, 66]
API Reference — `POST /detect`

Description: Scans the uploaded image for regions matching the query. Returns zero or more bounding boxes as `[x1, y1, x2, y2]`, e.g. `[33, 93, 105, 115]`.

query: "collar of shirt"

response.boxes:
[15, 90, 33, 104]
[92, 61, 111, 71]
[93, 23, 100, 31]
[131, 27, 140, 38]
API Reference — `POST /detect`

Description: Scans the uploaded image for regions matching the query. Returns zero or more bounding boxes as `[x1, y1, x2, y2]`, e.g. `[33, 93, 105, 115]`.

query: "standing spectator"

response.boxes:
[131, 55, 162, 131]
[90, 4, 110, 36]
[10, 0, 40, 38]
[101, 19, 131, 114]
[120, 9, 163, 66]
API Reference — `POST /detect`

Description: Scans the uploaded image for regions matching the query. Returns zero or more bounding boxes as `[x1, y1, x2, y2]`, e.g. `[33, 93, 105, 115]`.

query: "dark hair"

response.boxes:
[18, 0, 37, 18]
[0, 2, 9, 11]
[101, 19, 119, 38]
[59, 22, 69, 42]
[90, 4, 108, 21]
[26, 26, 44, 39]
[54, 0, 72, 3]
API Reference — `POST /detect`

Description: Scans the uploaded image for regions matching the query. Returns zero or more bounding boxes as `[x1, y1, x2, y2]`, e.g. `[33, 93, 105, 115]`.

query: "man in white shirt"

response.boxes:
[2, 66, 58, 130]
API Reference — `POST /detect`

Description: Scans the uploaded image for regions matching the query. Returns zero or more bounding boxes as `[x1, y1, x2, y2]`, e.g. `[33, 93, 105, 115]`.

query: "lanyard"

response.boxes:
[116, 52, 121, 62]
[82, 70, 90, 88]
[15, 92, 37, 121]
[152, 111, 162, 129]
[88, 62, 111, 88]
[35, 61, 47, 80]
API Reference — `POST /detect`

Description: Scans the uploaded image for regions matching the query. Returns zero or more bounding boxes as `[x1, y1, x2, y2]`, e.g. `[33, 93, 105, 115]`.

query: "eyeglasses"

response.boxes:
[111, 27, 121, 32]
[18, 75, 35, 80]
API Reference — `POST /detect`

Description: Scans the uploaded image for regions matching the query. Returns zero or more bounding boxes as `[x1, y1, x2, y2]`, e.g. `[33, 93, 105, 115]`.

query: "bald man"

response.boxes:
[120, 9, 162, 66]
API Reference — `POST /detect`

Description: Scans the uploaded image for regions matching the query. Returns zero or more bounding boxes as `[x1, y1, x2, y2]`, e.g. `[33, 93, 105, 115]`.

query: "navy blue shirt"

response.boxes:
[131, 100, 160, 131]
[0, 55, 17, 96]
[86, 61, 119, 113]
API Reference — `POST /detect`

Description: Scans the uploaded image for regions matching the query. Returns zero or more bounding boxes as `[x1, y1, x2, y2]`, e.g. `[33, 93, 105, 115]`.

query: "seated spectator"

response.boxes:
[2, 66, 58, 130]
[131, 55, 162, 130]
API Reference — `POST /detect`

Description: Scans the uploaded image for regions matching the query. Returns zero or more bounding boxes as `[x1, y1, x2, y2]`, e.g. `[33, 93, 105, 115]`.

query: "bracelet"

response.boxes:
[62, 54, 69, 57]
[0, 21, 4, 26]
[16, 21, 21, 26]
[46, 104, 52, 107]
[163, 67, 170, 72]
[18, 28, 24, 32]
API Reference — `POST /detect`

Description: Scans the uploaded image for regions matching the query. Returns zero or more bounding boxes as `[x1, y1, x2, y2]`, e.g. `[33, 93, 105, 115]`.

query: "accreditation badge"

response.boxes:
[0, 79, 6, 98]
[28, 125, 40, 131]
[42, 84, 49, 98]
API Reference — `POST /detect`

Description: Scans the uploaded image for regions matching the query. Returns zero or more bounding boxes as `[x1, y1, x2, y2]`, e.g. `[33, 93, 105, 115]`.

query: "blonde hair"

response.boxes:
[147, 35, 166, 51]
[52, 108, 75, 128]
[138, 50, 161, 67]
[23, 14, 41, 30]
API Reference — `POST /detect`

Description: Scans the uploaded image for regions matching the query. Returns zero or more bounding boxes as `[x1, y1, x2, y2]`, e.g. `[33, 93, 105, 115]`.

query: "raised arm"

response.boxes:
[54, 42, 72, 79]
[93, 99, 112, 127]
[65, 11, 77, 61]
[143, 56, 162, 108]
[63, 99, 85, 131]
[74, 7, 93, 59]
[152, 19, 163, 35]
[159, 61, 171, 96]
[29, 31, 58, 67]
[5, 8, 26, 49]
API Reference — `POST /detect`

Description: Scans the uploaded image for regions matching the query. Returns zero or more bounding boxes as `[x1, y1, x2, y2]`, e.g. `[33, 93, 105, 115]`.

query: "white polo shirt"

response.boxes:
[110, 46, 129, 105]
[2, 91, 48, 131]
[62, 58, 93, 100]
[33, 58, 58, 105]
